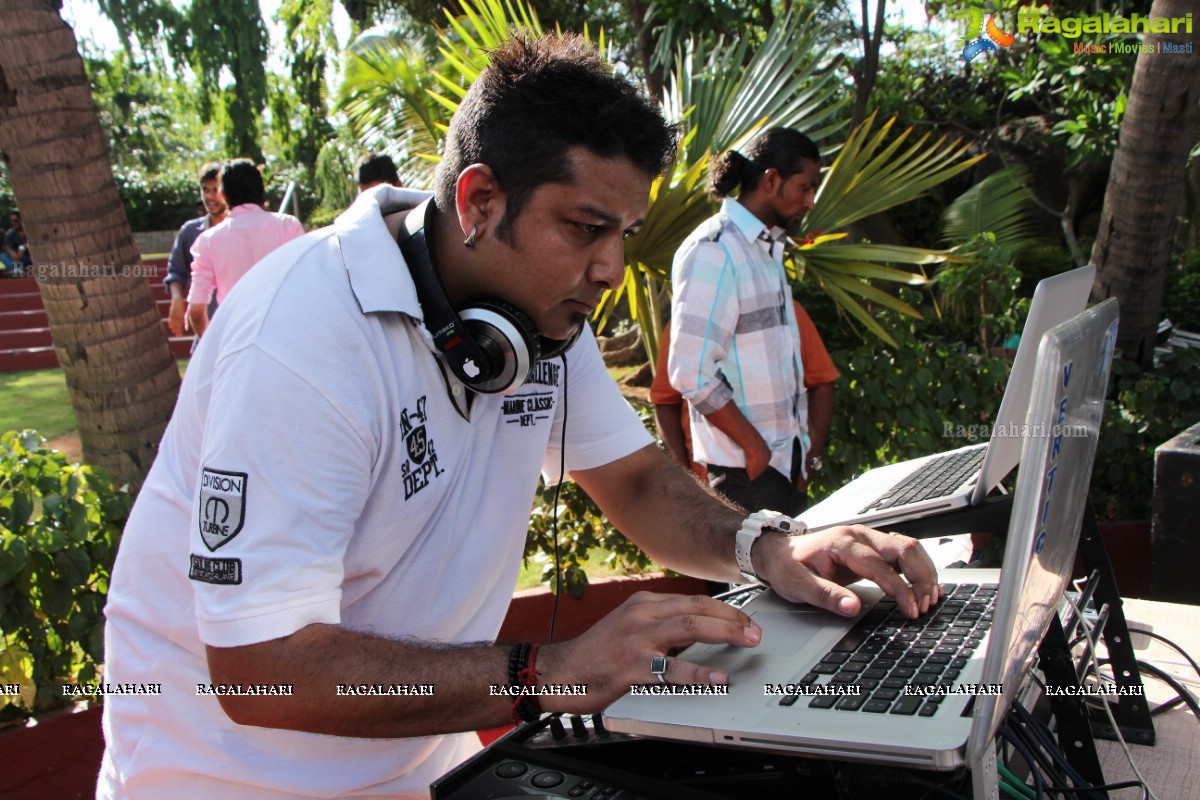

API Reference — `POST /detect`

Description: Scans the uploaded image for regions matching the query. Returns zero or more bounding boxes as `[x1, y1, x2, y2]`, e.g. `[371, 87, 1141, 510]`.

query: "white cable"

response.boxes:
[1063, 592, 1160, 800]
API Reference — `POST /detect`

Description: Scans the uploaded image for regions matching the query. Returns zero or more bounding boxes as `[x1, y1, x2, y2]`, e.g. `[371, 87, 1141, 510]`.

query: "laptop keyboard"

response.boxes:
[779, 582, 997, 717]
[858, 448, 986, 513]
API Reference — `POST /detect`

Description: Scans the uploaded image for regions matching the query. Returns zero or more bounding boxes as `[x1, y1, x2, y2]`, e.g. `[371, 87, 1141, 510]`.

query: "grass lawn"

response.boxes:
[0, 360, 189, 441]
[0, 368, 76, 439]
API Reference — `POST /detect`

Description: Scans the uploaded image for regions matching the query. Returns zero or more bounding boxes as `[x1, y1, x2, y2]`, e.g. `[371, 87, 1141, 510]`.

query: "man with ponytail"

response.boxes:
[668, 127, 835, 516]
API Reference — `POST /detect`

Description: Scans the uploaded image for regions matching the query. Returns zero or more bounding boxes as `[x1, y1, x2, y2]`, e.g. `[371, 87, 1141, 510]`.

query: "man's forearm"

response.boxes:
[653, 403, 691, 469]
[573, 445, 746, 583]
[207, 624, 541, 738]
[807, 382, 835, 455]
[187, 303, 209, 337]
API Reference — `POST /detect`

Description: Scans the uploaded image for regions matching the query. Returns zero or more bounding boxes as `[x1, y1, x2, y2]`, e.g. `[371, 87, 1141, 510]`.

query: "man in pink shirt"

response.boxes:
[187, 159, 305, 337]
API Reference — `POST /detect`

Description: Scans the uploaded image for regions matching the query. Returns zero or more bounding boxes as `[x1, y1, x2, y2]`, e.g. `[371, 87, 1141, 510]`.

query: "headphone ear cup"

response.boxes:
[459, 300, 540, 394]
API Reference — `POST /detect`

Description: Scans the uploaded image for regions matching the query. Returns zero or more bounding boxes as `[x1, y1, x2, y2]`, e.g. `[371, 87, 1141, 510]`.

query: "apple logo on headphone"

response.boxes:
[462, 358, 481, 379]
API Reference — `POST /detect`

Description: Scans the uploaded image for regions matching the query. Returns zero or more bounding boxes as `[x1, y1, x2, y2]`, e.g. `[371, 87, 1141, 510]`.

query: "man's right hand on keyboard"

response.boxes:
[750, 525, 941, 620]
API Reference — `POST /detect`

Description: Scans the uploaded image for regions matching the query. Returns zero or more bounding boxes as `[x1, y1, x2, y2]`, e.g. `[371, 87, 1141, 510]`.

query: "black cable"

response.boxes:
[1043, 782, 1149, 798]
[998, 723, 1048, 800]
[1095, 656, 1200, 721]
[1125, 627, 1200, 681]
[1121, 658, 1200, 724]
[1010, 701, 1093, 790]
[548, 354, 569, 643]
[1149, 696, 1183, 717]
[1005, 709, 1072, 788]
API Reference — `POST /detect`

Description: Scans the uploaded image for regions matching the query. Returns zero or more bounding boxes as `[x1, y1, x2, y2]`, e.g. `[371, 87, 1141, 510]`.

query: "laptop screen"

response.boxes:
[967, 298, 1119, 761]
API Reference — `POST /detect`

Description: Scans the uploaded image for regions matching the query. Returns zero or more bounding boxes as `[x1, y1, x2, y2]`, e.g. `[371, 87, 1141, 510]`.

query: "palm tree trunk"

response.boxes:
[1091, 0, 1200, 365]
[0, 2, 180, 487]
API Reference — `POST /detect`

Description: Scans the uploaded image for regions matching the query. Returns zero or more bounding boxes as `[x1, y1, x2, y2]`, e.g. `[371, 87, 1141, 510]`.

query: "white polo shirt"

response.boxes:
[99, 187, 651, 798]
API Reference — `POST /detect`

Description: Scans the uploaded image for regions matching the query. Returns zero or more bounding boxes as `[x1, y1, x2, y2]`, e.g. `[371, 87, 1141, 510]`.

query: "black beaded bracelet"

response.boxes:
[507, 642, 531, 688]
[506, 642, 543, 724]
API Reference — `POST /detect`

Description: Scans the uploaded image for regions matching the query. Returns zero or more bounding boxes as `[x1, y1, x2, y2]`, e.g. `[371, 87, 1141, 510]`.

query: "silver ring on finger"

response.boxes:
[650, 655, 669, 684]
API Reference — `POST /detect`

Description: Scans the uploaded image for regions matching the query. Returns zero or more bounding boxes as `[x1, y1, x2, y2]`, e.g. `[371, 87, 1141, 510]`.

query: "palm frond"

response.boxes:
[663, 9, 848, 165]
[338, 25, 448, 187]
[941, 164, 1035, 252]
[802, 113, 986, 236]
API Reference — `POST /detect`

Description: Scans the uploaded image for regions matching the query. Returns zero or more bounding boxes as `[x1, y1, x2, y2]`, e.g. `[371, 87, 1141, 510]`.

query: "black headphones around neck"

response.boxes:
[397, 198, 581, 394]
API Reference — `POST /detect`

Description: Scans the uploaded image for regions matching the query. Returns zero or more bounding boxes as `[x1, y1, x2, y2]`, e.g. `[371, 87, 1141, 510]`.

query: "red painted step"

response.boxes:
[0, 262, 184, 372]
[0, 291, 46, 313]
[0, 308, 49, 329]
[0, 328, 53, 349]
[0, 346, 58, 372]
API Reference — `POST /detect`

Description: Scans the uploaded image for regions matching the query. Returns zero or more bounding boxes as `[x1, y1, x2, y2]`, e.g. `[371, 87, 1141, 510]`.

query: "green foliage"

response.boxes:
[659, 8, 847, 170]
[114, 166, 202, 233]
[1000, 32, 1130, 173]
[273, 0, 337, 175]
[934, 239, 1025, 352]
[935, 165, 1036, 351]
[0, 431, 132, 719]
[1014, 243, 1077, 295]
[0, 162, 15, 218]
[808, 294, 1012, 501]
[1162, 250, 1200, 332]
[189, 0, 270, 161]
[95, 0, 187, 56]
[94, 0, 272, 163]
[1092, 350, 1200, 520]
[83, 48, 213, 176]
[785, 113, 986, 349]
[525, 408, 660, 597]
[337, 19, 449, 189]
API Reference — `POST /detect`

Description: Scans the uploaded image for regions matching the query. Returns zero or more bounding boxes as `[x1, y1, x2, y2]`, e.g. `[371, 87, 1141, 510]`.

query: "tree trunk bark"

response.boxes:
[1091, 0, 1200, 365]
[0, 1, 180, 487]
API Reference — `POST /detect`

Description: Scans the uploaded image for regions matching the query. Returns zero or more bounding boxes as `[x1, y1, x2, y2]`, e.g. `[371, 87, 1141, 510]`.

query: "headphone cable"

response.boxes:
[548, 353, 568, 643]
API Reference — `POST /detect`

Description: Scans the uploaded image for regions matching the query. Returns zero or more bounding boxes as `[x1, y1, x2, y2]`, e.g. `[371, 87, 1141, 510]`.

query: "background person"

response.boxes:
[653, 298, 837, 495]
[668, 128, 826, 517]
[4, 209, 32, 274]
[165, 162, 227, 337]
[185, 159, 305, 337]
[356, 152, 403, 191]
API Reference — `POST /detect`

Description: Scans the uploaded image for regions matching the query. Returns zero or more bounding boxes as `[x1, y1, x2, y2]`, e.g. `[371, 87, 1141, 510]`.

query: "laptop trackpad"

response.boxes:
[747, 609, 843, 655]
[689, 607, 839, 658]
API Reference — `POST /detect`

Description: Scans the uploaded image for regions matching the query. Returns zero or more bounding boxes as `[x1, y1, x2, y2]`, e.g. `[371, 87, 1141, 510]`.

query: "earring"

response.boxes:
[463, 225, 478, 248]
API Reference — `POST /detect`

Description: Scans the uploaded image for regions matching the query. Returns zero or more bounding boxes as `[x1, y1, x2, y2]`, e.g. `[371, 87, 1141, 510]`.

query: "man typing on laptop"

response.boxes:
[100, 36, 940, 799]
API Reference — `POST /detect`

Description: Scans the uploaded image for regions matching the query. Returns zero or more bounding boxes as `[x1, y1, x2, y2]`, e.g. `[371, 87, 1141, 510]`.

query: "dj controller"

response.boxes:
[430, 713, 965, 799]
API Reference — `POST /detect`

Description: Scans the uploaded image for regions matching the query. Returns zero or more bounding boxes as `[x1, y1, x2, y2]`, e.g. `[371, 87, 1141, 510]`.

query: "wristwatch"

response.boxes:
[735, 510, 807, 586]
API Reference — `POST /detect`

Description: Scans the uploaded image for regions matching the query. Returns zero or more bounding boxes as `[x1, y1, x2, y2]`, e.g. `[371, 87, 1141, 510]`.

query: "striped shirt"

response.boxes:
[668, 198, 808, 477]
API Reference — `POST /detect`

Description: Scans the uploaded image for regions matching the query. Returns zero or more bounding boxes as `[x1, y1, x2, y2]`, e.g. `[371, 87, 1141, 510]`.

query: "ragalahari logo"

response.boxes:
[962, 9, 1016, 63]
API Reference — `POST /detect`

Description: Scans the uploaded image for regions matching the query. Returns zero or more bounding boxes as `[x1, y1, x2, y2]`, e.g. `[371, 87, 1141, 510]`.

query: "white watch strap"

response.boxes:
[735, 510, 806, 585]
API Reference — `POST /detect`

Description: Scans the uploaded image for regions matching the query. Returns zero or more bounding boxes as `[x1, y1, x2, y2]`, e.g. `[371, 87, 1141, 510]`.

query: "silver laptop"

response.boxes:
[799, 264, 1095, 532]
[606, 300, 1119, 793]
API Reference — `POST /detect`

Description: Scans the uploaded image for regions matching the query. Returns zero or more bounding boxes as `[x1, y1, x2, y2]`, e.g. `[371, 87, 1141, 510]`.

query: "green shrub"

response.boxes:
[1014, 244, 1078, 296]
[525, 407, 662, 597]
[811, 305, 1011, 502]
[1091, 349, 1200, 520]
[114, 167, 199, 233]
[1162, 249, 1200, 332]
[308, 206, 342, 231]
[0, 431, 131, 720]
